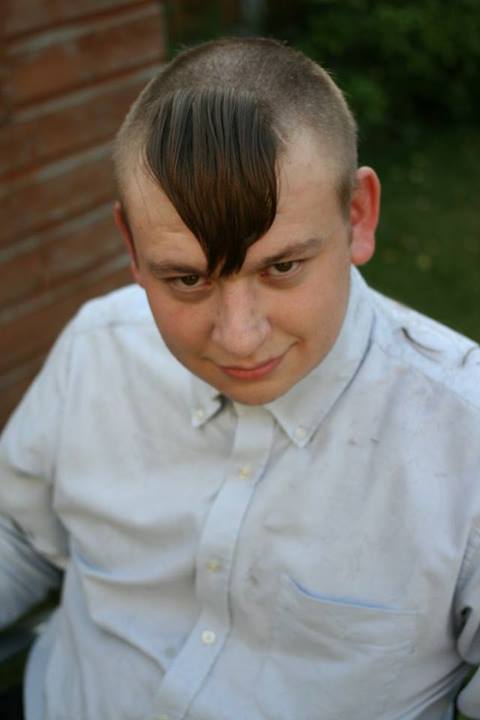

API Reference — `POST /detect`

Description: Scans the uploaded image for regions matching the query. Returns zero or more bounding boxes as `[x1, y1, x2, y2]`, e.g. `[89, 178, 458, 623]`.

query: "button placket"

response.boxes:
[239, 464, 252, 479]
[153, 406, 274, 720]
[206, 559, 221, 572]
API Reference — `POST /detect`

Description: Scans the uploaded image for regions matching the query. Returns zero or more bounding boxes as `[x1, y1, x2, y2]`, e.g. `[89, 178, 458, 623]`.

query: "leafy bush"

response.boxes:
[263, 0, 480, 140]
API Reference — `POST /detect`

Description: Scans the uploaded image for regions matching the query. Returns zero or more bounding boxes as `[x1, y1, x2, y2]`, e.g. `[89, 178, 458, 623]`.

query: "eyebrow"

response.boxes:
[254, 236, 325, 270]
[147, 260, 206, 277]
[146, 236, 325, 278]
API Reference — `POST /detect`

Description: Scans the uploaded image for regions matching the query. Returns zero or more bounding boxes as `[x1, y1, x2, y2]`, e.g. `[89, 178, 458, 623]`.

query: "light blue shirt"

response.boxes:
[1, 269, 480, 720]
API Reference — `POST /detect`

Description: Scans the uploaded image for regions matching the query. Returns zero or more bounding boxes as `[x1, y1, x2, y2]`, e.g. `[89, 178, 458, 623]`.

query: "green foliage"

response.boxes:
[361, 126, 480, 342]
[263, 0, 480, 139]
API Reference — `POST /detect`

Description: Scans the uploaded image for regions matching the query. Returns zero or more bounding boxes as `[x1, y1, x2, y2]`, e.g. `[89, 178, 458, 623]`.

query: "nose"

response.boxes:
[211, 280, 271, 358]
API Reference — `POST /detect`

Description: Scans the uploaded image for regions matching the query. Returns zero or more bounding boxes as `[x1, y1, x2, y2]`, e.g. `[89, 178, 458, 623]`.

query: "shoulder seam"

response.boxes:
[371, 332, 480, 414]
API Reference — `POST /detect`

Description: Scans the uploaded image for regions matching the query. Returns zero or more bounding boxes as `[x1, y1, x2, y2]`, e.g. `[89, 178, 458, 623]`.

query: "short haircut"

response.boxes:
[113, 37, 358, 275]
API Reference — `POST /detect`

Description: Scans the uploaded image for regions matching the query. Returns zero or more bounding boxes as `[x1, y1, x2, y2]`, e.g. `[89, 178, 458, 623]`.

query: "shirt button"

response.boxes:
[194, 407, 205, 422]
[206, 559, 221, 572]
[294, 426, 307, 441]
[201, 630, 216, 645]
[239, 464, 251, 479]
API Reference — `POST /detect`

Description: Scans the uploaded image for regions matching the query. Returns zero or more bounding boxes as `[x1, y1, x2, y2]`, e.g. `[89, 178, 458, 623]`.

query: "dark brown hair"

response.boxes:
[114, 37, 357, 275]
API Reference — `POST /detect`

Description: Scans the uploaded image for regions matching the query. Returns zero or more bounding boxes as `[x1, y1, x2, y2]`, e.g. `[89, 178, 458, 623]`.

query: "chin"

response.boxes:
[219, 381, 289, 406]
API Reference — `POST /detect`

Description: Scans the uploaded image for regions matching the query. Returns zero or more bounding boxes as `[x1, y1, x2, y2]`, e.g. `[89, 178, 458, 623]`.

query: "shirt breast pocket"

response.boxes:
[255, 575, 418, 720]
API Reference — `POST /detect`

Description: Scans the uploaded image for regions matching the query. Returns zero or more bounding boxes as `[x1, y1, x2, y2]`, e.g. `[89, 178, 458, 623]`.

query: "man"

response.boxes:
[1, 37, 480, 720]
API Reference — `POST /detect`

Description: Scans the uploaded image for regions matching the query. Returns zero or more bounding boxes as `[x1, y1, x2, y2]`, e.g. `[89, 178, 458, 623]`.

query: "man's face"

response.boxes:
[117, 132, 378, 405]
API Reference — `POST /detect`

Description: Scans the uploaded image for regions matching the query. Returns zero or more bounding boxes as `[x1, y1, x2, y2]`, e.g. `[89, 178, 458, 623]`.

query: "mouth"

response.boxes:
[219, 354, 285, 381]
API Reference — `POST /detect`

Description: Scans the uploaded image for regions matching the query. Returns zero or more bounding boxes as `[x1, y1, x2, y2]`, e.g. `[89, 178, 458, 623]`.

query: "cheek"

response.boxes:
[147, 292, 210, 353]
[291, 263, 350, 341]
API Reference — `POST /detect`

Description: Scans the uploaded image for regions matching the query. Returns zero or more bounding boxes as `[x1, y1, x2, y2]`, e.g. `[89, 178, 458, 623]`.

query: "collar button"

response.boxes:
[294, 426, 307, 441]
[194, 408, 205, 422]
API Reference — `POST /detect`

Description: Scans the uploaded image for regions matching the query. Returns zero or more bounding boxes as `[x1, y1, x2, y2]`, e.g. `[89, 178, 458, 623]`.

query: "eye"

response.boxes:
[178, 274, 201, 287]
[169, 274, 210, 292]
[265, 260, 302, 278]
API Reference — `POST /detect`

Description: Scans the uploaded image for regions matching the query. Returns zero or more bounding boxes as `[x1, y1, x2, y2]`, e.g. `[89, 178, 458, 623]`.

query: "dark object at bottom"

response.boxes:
[1, 685, 24, 719]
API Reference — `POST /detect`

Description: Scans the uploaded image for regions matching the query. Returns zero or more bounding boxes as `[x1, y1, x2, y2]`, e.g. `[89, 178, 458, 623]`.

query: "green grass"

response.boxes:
[360, 125, 480, 343]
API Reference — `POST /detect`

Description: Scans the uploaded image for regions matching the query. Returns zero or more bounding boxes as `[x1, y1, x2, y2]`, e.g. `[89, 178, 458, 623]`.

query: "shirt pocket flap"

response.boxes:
[255, 575, 419, 720]
[279, 574, 418, 650]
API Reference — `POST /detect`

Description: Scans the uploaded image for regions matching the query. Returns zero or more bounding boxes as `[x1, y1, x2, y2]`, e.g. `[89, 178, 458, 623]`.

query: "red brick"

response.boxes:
[0, 0, 166, 431]
[6, 0, 147, 37]
[0, 64, 160, 178]
[7, 4, 165, 108]
[0, 206, 124, 308]
[0, 145, 116, 246]
[0, 0, 7, 120]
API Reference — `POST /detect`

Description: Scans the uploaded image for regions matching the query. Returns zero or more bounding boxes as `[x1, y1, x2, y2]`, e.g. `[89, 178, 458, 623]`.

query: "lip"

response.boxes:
[219, 354, 285, 380]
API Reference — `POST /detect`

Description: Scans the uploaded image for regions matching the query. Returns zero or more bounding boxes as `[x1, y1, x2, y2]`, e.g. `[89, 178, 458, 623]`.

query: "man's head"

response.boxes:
[114, 37, 359, 274]
[113, 37, 380, 404]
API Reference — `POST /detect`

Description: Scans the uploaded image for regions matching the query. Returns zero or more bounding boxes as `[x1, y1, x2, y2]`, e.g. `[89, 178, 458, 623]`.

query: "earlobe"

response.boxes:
[113, 200, 143, 286]
[349, 166, 381, 267]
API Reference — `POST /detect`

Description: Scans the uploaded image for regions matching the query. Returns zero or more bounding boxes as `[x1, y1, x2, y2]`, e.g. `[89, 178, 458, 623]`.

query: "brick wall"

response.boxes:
[0, 0, 166, 429]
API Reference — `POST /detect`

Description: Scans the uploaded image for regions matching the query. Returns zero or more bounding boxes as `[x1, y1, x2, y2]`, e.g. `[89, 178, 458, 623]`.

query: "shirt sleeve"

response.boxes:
[454, 526, 480, 718]
[0, 323, 73, 628]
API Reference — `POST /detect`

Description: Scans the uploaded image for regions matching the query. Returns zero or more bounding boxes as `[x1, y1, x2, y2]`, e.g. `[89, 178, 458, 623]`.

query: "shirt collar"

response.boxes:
[189, 268, 375, 442]
[190, 375, 224, 428]
[266, 268, 375, 446]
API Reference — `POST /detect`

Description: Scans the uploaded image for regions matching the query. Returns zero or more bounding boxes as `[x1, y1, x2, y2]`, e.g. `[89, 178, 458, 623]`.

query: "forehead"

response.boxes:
[124, 131, 341, 266]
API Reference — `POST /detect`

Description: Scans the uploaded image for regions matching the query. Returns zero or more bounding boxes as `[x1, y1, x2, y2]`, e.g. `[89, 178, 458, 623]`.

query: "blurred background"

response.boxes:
[0, 0, 479, 431]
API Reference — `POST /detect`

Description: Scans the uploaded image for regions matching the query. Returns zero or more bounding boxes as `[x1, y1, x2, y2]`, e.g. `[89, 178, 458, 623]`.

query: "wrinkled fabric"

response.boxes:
[1, 269, 480, 720]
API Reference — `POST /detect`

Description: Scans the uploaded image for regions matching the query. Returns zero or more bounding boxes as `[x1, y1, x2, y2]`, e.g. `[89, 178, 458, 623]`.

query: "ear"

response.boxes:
[349, 166, 381, 266]
[113, 200, 143, 286]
